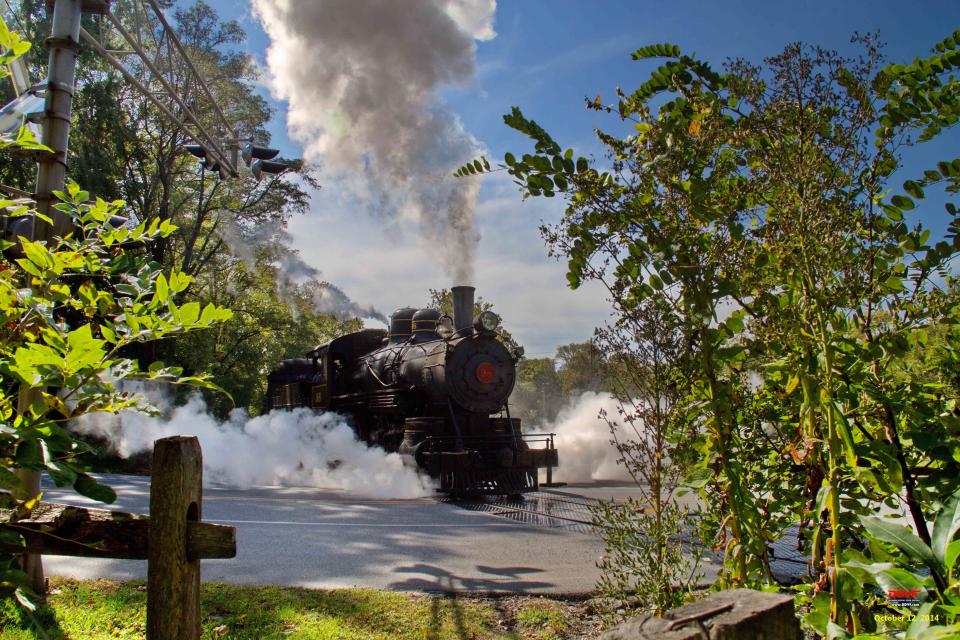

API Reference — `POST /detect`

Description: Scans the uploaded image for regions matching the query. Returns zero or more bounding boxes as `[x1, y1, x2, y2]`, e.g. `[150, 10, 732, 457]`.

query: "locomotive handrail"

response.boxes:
[365, 362, 391, 388]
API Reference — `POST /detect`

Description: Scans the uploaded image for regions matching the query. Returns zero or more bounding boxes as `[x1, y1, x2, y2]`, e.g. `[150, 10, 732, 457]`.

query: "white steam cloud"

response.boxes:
[252, 0, 495, 284]
[75, 385, 433, 499]
[540, 392, 634, 483]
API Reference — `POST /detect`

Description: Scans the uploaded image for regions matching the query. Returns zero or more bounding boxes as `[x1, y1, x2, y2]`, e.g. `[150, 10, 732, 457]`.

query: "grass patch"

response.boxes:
[0, 578, 591, 639]
[515, 601, 570, 640]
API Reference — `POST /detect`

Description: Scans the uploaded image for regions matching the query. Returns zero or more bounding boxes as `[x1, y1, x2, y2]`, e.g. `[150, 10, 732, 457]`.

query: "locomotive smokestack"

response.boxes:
[452, 285, 475, 333]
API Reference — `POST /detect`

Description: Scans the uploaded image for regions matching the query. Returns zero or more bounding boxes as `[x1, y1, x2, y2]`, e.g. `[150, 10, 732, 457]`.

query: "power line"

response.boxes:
[1, 0, 28, 36]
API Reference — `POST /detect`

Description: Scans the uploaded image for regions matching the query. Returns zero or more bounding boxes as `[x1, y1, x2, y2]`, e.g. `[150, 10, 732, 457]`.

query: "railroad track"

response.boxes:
[447, 491, 607, 534]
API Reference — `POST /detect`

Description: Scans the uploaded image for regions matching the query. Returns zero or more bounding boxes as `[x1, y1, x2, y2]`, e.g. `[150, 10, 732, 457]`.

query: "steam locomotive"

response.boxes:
[266, 286, 558, 495]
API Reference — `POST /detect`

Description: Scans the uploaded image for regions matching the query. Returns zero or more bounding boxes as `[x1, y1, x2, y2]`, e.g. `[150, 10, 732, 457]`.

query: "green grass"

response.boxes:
[0, 578, 587, 639]
[515, 602, 570, 640]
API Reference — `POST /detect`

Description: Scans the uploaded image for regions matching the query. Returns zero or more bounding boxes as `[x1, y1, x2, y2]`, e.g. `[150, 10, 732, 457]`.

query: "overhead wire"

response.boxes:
[1, 0, 28, 36]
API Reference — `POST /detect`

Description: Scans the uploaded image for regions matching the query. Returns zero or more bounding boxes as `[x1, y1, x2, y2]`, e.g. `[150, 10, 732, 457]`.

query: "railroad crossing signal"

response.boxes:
[240, 143, 288, 180]
[183, 142, 290, 180]
[183, 144, 228, 179]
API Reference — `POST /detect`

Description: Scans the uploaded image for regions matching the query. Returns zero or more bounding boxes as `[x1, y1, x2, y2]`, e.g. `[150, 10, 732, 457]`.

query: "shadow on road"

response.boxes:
[390, 562, 554, 593]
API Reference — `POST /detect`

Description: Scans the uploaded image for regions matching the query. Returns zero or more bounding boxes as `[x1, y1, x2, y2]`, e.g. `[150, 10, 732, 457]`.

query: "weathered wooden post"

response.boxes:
[0, 436, 233, 638]
[148, 436, 203, 640]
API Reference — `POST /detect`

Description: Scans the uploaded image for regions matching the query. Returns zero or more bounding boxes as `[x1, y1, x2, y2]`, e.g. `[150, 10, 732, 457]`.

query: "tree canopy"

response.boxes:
[462, 30, 960, 636]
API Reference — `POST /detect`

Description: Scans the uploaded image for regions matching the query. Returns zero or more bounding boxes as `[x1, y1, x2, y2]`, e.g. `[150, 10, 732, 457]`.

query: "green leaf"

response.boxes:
[15, 439, 43, 470]
[45, 460, 77, 487]
[684, 465, 711, 489]
[631, 43, 681, 60]
[932, 488, 960, 562]
[65, 323, 106, 372]
[153, 272, 169, 304]
[904, 180, 925, 199]
[14, 586, 36, 612]
[178, 301, 200, 325]
[906, 603, 935, 639]
[860, 515, 941, 574]
[826, 621, 850, 640]
[785, 374, 801, 396]
[73, 473, 116, 504]
[831, 401, 858, 469]
[891, 195, 916, 210]
[0, 466, 20, 491]
[803, 591, 831, 635]
[945, 538, 960, 573]
[884, 204, 904, 221]
[0, 528, 25, 547]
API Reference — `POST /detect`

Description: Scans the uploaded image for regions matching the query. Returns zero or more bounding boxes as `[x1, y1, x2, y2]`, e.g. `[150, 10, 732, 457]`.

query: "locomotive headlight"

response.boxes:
[476, 311, 500, 333]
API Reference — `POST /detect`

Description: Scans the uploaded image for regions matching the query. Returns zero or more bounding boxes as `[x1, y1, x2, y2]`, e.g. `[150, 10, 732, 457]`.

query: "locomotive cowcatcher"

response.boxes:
[266, 286, 559, 495]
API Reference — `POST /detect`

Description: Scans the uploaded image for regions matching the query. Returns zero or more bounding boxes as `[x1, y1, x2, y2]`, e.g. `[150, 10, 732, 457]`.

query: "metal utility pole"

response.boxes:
[17, 0, 108, 595]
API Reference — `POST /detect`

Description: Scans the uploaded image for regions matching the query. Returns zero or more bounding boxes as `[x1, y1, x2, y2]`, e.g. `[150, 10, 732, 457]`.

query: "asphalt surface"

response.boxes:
[40, 475, 722, 594]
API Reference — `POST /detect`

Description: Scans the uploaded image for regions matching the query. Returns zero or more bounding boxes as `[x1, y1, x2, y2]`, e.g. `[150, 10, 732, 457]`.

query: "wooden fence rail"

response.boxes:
[1, 436, 234, 640]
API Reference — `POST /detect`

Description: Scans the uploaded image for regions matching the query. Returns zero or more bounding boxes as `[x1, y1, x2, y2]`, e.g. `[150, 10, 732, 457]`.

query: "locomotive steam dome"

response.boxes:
[388, 307, 417, 344]
[446, 334, 516, 414]
[411, 308, 441, 339]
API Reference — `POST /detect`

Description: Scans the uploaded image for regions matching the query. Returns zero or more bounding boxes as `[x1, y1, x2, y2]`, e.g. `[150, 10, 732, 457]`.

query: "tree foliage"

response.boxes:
[0, 11, 268, 615]
[0, 1, 354, 417]
[464, 31, 960, 636]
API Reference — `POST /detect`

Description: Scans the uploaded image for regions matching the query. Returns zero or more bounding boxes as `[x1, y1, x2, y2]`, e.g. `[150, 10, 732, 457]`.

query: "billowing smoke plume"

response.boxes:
[75, 385, 433, 499]
[307, 281, 388, 324]
[220, 219, 387, 324]
[541, 392, 634, 483]
[252, 0, 495, 284]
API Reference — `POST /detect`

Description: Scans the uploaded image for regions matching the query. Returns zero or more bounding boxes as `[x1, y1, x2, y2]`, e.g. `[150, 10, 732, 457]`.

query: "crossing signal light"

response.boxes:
[183, 144, 214, 169]
[241, 143, 288, 180]
[183, 144, 228, 179]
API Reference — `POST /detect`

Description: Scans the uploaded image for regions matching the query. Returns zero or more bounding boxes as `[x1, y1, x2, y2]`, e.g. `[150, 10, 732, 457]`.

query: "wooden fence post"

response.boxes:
[148, 436, 203, 640]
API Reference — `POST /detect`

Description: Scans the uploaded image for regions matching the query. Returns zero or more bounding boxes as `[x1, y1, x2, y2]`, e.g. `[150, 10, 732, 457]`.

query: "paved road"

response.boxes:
[42, 475, 721, 594]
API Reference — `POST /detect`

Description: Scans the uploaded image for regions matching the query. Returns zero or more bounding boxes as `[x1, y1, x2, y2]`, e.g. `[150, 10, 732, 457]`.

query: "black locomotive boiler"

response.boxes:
[266, 286, 558, 495]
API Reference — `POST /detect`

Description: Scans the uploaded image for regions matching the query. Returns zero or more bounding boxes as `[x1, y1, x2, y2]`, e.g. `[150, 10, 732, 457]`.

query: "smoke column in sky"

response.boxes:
[75, 386, 433, 499]
[251, 0, 495, 284]
[220, 220, 387, 324]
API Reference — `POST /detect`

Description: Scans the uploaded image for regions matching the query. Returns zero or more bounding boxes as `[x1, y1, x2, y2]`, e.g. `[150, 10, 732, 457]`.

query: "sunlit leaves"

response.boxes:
[485, 28, 960, 634]
[0, 182, 232, 533]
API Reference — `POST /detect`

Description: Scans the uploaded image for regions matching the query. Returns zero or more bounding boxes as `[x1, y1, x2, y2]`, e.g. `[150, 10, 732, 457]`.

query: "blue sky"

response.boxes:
[205, 1, 959, 356]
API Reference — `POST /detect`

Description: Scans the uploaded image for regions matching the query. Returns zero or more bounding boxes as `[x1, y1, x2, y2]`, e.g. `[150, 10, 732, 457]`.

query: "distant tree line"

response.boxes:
[511, 342, 611, 426]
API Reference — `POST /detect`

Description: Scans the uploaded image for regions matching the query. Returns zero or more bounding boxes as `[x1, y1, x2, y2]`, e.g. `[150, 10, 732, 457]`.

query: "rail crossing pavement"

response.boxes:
[38, 474, 725, 593]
